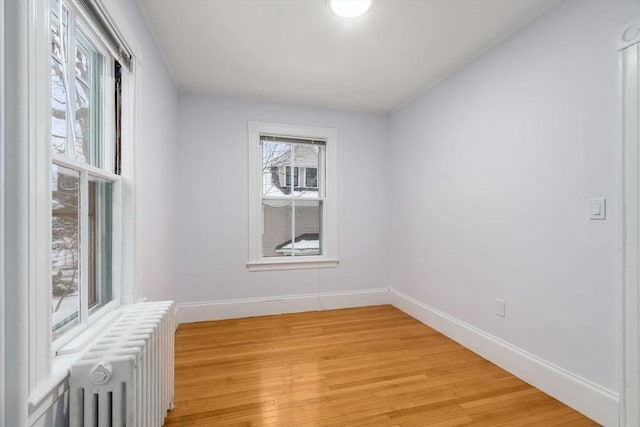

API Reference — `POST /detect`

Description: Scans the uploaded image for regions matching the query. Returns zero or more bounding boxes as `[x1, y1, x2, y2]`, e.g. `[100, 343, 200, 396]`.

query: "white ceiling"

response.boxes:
[138, 0, 557, 113]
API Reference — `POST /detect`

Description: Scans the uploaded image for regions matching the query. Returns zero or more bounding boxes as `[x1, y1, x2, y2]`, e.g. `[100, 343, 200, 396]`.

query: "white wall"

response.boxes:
[176, 93, 389, 303]
[110, 0, 179, 303]
[389, 0, 639, 394]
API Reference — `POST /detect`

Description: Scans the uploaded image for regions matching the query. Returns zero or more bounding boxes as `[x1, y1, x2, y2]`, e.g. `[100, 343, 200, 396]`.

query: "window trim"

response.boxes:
[49, 0, 123, 348]
[0, 0, 6, 421]
[22, 0, 141, 421]
[247, 121, 338, 271]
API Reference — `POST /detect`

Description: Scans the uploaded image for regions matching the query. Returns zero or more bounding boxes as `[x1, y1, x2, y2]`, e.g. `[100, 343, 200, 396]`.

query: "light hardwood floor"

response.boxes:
[164, 305, 598, 426]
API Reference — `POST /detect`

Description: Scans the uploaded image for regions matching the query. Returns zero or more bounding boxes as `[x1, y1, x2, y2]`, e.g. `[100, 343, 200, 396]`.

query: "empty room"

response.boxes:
[2, 0, 640, 425]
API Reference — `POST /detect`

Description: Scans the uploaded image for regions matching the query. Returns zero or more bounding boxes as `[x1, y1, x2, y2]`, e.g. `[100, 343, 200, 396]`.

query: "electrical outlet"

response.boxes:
[496, 299, 506, 317]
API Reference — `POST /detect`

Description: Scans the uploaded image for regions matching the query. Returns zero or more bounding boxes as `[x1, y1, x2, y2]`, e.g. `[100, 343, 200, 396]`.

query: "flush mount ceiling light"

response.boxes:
[328, 0, 372, 18]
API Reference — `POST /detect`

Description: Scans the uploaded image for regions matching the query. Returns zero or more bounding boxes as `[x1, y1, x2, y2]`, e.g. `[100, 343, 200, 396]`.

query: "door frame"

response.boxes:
[621, 17, 640, 427]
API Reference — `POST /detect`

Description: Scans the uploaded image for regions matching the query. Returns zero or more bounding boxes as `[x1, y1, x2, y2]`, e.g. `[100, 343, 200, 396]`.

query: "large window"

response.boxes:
[4, 0, 136, 419]
[248, 122, 338, 271]
[50, 0, 122, 344]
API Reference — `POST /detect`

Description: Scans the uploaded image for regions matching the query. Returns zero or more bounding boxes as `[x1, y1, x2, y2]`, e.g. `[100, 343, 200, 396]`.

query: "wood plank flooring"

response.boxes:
[164, 305, 598, 426]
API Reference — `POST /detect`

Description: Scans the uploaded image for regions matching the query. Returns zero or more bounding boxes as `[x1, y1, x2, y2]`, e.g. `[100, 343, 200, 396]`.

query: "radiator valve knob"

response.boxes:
[89, 361, 112, 385]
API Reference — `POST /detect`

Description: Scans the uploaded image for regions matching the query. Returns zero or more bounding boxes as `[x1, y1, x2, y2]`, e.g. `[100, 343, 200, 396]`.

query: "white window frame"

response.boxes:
[20, 0, 140, 422]
[247, 121, 338, 271]
[49, 0, 123, 352]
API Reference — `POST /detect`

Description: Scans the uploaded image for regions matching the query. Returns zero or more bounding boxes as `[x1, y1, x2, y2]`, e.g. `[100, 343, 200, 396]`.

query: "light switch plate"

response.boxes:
[589, 198, 606, 220]
[496, 299, 506, 317]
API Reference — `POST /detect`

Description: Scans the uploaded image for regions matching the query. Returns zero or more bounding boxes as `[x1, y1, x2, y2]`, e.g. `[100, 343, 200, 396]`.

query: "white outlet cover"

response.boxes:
[589, 198, 606, 220]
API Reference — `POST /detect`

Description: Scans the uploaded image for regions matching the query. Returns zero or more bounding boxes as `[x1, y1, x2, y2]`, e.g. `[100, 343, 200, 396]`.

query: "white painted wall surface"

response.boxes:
[389, 0, 639, 393]
[176, 93, 389, 303]
[110, 0, 179, 303]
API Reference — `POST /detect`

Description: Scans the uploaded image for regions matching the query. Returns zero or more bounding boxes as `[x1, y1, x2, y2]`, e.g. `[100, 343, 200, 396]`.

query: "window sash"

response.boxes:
[261, 138, 326, 258]
[51, 0, 115, 172]
[51, 154, 120, 349]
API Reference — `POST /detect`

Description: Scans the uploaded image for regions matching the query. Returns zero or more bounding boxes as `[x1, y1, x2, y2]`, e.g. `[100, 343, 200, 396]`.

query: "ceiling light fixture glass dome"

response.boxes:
[328, 0, 372, 18]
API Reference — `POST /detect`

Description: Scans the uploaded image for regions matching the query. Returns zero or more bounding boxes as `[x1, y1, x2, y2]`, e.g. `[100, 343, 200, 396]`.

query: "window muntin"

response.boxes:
[50, 0, 120, 343]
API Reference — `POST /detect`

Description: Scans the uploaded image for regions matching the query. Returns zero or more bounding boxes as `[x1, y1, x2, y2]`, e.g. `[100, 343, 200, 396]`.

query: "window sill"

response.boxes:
[55, 308, 121, 355]
[28, 309, 123, 423]
[247, 258, 339, 272]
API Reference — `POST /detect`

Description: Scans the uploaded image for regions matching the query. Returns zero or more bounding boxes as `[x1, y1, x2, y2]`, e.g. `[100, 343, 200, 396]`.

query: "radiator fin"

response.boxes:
[69, 301, 175, 427]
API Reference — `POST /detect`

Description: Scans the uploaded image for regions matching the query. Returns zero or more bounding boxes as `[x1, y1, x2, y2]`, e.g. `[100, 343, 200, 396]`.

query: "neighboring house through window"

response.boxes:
[248, 121, 338, 271]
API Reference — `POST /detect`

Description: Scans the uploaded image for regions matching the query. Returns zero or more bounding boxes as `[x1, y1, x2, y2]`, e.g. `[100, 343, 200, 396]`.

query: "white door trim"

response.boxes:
[620, 18, 640, 427]
[0, 0, 6, 422]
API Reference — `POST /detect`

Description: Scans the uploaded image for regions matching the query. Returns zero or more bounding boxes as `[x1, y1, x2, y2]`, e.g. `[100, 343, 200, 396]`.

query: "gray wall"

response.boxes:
[113, 0, 179, 303]
[9, 0, 639, 424]
[389, 0, 639, 393]
[176, 93, 390, 302]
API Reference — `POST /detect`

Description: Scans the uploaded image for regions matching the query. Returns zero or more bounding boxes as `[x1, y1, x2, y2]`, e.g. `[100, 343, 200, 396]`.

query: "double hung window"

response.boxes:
[248, 122, 338, 271]
[50, 0, 123, 343]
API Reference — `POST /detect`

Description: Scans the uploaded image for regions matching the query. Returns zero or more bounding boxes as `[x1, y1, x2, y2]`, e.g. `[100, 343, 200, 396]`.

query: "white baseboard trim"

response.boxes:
[389, 288, 619, 426]
[176, 288, 391, 324]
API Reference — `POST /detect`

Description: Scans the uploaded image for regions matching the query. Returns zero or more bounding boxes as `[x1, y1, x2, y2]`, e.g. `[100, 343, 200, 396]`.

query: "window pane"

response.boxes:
[262, 140, 324, 198]
[88, 177, 113, 312]
[75, 42, 91, 83]
[51, 58, 68, 154]
[288, 200, 322, 256]
[263, 200, 322, 257]
[294, 144, 321, 198]
[52, 165, 80, 340]
[262, 140, 291, 196]
[51, 14, 65, 62]
[51, 9, 68, 155]
[262, 200, 292, 257]
[74, 79, 91, 163]
[75, 28, 104, 166]
[285, 166, 299, 188]
[305, 168, 318, 188]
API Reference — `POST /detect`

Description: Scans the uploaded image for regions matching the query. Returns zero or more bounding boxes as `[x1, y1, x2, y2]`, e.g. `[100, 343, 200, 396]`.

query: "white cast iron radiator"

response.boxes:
[69, 301, 175, 427]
